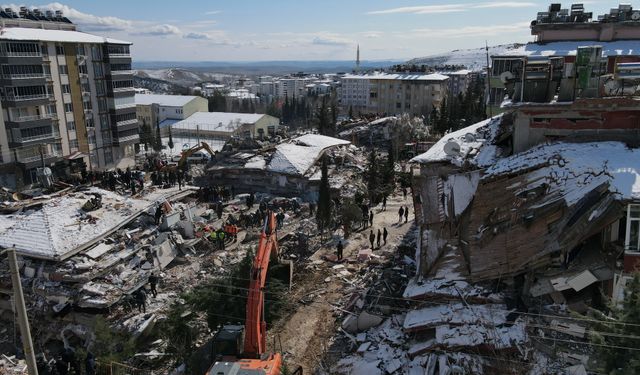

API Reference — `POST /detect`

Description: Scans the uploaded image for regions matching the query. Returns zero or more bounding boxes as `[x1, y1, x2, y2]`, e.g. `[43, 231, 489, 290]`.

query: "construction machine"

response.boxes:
[206, 212, 301, 375]
[163, 142, 216, 171]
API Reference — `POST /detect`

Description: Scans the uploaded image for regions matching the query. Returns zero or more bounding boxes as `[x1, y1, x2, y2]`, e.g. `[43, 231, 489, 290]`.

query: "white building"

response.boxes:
[170, 112, 280, 140]
[135, 94, 208, 130]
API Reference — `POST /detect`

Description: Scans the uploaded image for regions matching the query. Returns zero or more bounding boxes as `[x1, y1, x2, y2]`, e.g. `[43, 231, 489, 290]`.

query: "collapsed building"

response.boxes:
[197, 134, 357, 201]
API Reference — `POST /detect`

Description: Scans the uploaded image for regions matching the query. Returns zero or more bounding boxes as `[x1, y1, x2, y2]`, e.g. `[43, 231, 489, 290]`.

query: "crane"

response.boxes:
[206, 212, 301, 375]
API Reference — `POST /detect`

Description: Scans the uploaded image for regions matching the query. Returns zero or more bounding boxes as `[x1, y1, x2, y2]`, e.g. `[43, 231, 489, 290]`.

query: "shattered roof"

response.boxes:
[0, 187, 184, 260]
[411, 115, 503, 167]
[484, 141, 640, 205]
[267, 134, 351, 176]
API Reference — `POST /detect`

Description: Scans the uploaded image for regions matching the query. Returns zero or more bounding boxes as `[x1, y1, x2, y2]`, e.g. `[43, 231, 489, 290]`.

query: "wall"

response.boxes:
[183, 97, 208, 119]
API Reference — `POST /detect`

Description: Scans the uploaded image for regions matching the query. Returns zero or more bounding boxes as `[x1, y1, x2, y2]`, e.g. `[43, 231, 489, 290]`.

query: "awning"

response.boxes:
[64, 151, 86, 160]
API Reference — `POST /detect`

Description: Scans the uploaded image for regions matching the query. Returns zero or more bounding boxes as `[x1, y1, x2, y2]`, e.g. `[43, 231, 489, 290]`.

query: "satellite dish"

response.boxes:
[443, 141, 461, 156]
[464, 133, 476, 142]
[500, 71, 515, 84]
[632, 12, 640, 20]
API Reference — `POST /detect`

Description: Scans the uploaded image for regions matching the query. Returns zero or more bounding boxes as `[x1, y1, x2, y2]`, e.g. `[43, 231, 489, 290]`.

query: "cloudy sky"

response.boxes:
[3, 1, 623, 61]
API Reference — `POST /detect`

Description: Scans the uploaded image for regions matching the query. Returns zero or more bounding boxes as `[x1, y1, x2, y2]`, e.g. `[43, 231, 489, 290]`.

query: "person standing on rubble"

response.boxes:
[177, 171, 183, 191]
[337, 240, 344, 261]
[149, 273, 159, 298]
[402, 187, 407, 200]
[218, 228, 226, 250]
[130, 179, 136, 196]
[398, 206, 404, 224]
[154, 204, 163, 225]
[369, 211, 374, 227]
[309, 201, 315, 216]
[135, 289, 147, 313]
[376, 229, 381, 248]
[369, 230, 375, 249]
[383, 227, 388, 245]
[382, 195, 387, 211]
[209, 229, 218, 247]
[216, 202, 224, 219]
[404, 206, 409, 223]
[85, 351, 96, 375]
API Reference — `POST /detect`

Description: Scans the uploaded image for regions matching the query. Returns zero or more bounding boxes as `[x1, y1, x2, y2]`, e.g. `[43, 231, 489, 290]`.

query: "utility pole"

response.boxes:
[6, 247, 38, 375]
[485, 41, 493, 117]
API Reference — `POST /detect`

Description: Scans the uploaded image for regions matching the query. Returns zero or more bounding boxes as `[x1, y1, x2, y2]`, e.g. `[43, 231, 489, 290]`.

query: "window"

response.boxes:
[83, 100, 92, 111]
[396, 102, 401, 109]
[56, 45, 64, 55]
[93, 62, 104, 78]
[86, 118, 95, 128]
[69, 139, 79, 150]
[78, 64, 88, 75]
[67, 121, 76, 131]
[62, 84, 71, 94]
[626, 204, 640, 252]
[6, 42, 40, 56]
[59, 65, 68, 75]
[77, 45, 85, 56]
[46, 104, 57, 116]
[82, 83, 91, 93]
[64, 103, 73, 112]
[20, 126, 53, 140]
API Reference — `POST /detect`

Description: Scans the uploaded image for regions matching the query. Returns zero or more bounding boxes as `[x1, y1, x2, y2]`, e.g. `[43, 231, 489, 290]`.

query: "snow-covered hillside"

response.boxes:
[407, 43, 525, 71]
[134, 68, 234, 87]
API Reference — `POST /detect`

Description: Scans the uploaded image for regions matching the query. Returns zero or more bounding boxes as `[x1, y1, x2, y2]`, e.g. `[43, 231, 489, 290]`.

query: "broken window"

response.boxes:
[625, 204, 640, 252]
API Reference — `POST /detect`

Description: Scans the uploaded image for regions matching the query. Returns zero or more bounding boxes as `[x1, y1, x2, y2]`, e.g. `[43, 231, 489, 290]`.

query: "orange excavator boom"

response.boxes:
[243, 211, 278, 357]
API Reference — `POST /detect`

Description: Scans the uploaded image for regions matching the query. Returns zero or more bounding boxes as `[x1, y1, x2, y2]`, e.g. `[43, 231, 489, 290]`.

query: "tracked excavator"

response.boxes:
[206, 212, 301, 375]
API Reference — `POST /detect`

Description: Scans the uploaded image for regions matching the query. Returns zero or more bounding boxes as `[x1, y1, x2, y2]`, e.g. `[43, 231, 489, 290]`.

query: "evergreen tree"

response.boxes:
[316, 97, 330, 136]
[153, 119, 162, 152]
[168, 126, 174, 151]
[316, 156, 332, 235]
[436, 98, 449, 135]
[365, 149, 382, 204]
[592, 273, 640, 374]
[139, 119, 153, 151]
[382, 143, 396, 197]
[330, 100, 338, 136]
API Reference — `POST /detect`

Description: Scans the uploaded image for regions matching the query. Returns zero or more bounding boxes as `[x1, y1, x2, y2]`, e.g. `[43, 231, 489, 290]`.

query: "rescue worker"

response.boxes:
[369, 230, 375, 249]
[337, 240, 344, 261]
[383, 227, 388, 245]
[149, 273, 159, 298]
[218, 229, 226, 250]
[398, 206, 404, 224]
[376, 229, 382, 249]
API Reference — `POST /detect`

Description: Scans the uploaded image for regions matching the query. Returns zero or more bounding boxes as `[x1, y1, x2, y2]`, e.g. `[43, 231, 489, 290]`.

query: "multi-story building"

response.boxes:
[135, 94, 208, 134]
[0, 7, 138, 188]
[340, 73, 449, 116]
[489, 3, 640, 106]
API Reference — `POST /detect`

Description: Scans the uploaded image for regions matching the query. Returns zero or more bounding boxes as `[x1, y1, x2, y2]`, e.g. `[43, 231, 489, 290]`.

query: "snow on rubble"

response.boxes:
[484, 141, 640, 205]
[0, 187, 188, 260]
[410, 114, 503, 167]
[267, 134, 350, 176]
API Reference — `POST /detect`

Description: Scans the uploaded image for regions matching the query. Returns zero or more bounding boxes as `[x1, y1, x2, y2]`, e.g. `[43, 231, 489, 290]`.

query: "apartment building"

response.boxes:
[340, 73, 449, 116]
[0, 7, 138, 188]
[135, 94, 208, 135]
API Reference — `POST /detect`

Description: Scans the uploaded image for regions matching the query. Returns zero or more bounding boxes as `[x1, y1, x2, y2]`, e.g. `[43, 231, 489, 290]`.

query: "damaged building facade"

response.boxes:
[197, 134, 354, 201]
[402, 3, 640, 372]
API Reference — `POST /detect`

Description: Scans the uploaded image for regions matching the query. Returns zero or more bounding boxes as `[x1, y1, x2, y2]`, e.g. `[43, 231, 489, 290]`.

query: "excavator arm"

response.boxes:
[243, 211, 278, 357]
[177, 141, 215, 168]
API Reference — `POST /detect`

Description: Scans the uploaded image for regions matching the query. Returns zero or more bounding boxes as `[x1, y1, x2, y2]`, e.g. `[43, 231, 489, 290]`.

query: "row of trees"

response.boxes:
[138, 119, 175, 153]
[430, 77, 487, 135]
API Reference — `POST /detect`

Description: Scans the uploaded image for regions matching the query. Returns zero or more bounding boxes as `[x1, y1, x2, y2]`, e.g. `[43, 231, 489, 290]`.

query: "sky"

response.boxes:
[1, 1, 630, 61]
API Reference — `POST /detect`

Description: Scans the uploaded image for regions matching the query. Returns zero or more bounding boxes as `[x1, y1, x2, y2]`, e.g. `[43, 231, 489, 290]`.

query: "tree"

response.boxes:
[167, 126, 174, 152]
[365, 149, 382, 204]
[139, 119, 153, 151]
[329, 100, 338, 136]
[340, 199, 362, 239]
[591, 273, 640, 374]
[316, 156, 332, 236]
[382, 143, 396, 197]
[153, 119, 162, 152]
[316, 97, 330, 136]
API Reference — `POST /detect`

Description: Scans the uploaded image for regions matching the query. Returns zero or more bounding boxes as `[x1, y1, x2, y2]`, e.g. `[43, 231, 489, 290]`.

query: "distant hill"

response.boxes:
[407, 44, 525, 71]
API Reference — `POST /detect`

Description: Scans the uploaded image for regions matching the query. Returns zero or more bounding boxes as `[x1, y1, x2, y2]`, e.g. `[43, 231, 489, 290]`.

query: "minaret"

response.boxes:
[356, 44, 360, 73]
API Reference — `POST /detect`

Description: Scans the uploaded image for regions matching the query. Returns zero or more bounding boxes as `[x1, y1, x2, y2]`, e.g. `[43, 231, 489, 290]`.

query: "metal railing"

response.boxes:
[113, 87, 135, 93]
[2, 73, 50, 79]
[4, 93, 52, 101]
[4, 51, 42, 57]
[116, 118, 137, 127]
[18, 151, 61, 163]
[18, 131, 60, 143]
[108, 52, 131, 58]
[115, 103, 136, 110]
[10, 113, 57, 122]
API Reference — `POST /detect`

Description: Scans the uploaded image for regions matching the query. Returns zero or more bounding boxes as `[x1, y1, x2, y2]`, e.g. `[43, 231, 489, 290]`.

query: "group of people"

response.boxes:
[369, 227, 389, 249]
[199, 185, 234, 203]
[36, 347, 96, 375]
[150, 169, 185, 190]
[398, 205, 410, 224]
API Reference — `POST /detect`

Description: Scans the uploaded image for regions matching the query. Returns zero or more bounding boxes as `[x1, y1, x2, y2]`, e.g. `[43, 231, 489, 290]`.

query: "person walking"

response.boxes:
[404, 206, 409, 223]
[337, 240, 344, 261]
[154, 204, 163, 225]
[149, 273, 159, 298]
[177, 171, 183, 191]
[369, 211, 374, 227]
[402, 187, 407, 200]
[398, 206, 404, 224]
[369, 230, 375, 249]
[135, 289, 147, 313]
[218, 229, 226, 250]
[383, 228, 388, 245]
[376, 229, 381, 248]
[382, 195, 387, 211]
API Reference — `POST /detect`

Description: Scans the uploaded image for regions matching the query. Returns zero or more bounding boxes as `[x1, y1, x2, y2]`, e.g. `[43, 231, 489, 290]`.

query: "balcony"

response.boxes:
[115, 103, 136, 110]
[9, 113, 57, 123]
[16, 150, 62, 166]
[2, 73, 50, 80]
[4, 50, 42, 57]
[14, 130, 61, 144]
[2, 93, 53, 106]
[111, 69, 133, 76]
[112, 87, 135, 93]
[116, 118, 137, 127]
[108, 52, 130, 58]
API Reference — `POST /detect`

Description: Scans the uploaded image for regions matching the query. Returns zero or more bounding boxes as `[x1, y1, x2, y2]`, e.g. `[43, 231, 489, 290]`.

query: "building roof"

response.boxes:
[342, 72, 450, 81]
[135, 94, 200, 107]
[0, 27, 131, 44]
[172, 112, 269, 133]
[494, 40, 638, 59]
[267, 134, 350, 176]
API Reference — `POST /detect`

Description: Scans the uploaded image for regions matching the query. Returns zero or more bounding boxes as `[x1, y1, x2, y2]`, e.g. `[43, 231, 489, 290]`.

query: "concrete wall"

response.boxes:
[183, 97, 208, 119]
